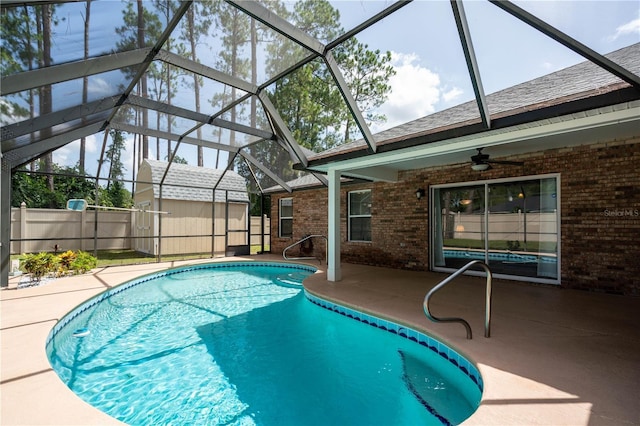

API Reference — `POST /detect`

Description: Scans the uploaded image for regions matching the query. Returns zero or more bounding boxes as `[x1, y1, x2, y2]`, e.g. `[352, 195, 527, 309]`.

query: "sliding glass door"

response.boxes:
[432, 184, 486, 269]
[431, 174, 560, 284]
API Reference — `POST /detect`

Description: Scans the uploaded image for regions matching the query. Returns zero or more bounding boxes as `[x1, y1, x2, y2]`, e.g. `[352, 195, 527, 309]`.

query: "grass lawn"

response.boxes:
[11, 245, 271, 269]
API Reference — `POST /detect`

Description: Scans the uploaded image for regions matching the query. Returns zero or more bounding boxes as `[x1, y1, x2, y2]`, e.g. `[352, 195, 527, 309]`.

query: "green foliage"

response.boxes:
[21, 252, 58, 281]
[167, 154, 188, 164]
[106, 180, 133, 209]
[264, 0, 395, 151]
[11, 162, 96, 208]
[506, 241, 522, 251]
[11, 169, 54, 208]
[12, 160, 133, 209]
[57, 250, 76, 270]
[70, 251, 98, 274]
[20, 250, 97, 279]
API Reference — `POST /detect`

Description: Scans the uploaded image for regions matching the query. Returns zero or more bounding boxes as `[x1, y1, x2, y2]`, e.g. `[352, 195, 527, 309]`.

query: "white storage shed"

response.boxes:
[134, 160, 250, 256]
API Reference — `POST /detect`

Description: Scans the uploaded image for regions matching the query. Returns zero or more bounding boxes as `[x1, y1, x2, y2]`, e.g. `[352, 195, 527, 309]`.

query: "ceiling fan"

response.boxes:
[470, 148, 524, 171]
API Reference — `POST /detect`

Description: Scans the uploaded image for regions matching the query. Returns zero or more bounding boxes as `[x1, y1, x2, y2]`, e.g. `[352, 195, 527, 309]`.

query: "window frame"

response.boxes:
[348, 189, 372, 242]
[430, 173, 561, 285]
[278, 197, 293, 238]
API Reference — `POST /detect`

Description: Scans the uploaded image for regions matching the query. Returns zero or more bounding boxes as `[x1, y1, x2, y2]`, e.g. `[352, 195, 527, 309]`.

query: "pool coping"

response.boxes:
[43, 260, 479, 426]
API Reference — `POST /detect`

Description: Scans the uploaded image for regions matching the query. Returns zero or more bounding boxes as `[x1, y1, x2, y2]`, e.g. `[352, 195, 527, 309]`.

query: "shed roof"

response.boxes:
[139, 160, 249, 203]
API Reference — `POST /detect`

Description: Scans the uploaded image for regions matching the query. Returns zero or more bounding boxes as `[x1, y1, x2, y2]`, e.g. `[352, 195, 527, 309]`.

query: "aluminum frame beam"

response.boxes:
[327, 1, 412, 50]
[125, 95, 274, 140]
[157, 50, 258, 95]
[103, 1, 193, 128]
[490, 0, 640, 90]
[324, 51, 377, 153]
[126, 94, 210, 124]
[1, 0, 82, 8]
[239, 150, 292, 193]
[1, 48, 152, 96]
[451, 0, 491, 129]
[3, 122, 104, 169]
[258, 91, 309, 168]
[225, 0, 325, 55]
[209, 118, 274, 141]
[2, 96, 120, 144]
[110, 122, 239, 154]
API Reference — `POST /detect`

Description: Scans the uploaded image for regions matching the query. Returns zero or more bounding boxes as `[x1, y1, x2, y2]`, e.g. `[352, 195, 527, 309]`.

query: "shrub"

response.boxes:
[69, 251, 97, 274]
[20, 250, 97, 280]
[21, 252, 58, 281]
[57, 250, 77, 275]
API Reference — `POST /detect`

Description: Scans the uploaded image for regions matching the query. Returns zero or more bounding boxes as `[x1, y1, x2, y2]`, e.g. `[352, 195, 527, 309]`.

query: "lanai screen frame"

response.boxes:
[2, 0, 639, 285]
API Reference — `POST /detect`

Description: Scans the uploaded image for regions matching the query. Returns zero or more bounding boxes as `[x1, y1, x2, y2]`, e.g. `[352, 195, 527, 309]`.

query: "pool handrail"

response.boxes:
[283, 234, 328, 264]
[423, 260, 492, 339]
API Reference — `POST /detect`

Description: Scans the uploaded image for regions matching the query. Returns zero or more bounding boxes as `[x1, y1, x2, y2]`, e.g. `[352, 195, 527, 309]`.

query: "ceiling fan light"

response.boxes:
[471, 163, 490, 171]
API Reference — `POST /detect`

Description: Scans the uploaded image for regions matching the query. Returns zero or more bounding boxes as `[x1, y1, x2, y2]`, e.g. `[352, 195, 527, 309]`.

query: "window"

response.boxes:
[279, 198, 293, 238]
[431, 174, 560, 284]
[348, 190, 371, 242]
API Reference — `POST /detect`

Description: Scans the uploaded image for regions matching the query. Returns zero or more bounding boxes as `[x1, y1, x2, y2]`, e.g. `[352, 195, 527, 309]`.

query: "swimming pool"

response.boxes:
[46, 262, 482, 425]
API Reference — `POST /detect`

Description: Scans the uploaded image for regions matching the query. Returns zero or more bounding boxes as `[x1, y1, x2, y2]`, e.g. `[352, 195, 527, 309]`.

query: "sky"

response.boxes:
[33, 0, 640, 183]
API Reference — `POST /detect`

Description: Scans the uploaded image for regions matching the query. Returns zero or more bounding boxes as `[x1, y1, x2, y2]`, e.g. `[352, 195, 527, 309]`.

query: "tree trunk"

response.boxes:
[41, 4, 54, 196]
[187, 7, 203, 167]
[137, 0, 149, 160]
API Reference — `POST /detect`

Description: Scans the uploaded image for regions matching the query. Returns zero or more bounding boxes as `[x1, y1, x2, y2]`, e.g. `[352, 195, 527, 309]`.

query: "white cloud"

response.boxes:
[88, 77, 113, 96]
[52, 134, 98, 168]
[52, 146, 74, 167]
[442, 86, 463, 104]
[608, 17, 640, 41]
[373, 52, 463, 132]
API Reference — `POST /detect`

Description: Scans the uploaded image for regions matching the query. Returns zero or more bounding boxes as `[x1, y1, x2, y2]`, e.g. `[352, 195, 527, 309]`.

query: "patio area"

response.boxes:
[2, 255, 639, 425]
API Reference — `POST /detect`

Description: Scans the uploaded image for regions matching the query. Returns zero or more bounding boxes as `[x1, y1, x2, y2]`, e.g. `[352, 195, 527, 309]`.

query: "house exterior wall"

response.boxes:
[271, 137, 640, 295]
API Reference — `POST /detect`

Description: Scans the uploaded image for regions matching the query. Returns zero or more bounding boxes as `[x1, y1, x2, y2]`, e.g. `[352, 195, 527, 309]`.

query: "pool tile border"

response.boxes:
[304, 290, 484, 394]
[46, 261, 317, 346]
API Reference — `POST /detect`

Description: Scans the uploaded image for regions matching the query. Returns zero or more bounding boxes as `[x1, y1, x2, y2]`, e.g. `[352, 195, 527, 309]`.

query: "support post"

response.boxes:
[327, 169, 341, 281]
[20, 202, 27, 254]
[80, 208, 86, 251]
[1, 158, 10, 287]
[211, 188, 216, 259]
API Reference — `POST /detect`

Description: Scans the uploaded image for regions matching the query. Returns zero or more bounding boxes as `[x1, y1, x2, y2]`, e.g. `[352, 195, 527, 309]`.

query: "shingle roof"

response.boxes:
[141, 159, 249, 203]
[311, 43, 640, 161]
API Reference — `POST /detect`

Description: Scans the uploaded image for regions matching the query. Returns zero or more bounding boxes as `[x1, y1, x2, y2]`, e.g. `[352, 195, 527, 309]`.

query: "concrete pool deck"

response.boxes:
[2, 255, 639, 425]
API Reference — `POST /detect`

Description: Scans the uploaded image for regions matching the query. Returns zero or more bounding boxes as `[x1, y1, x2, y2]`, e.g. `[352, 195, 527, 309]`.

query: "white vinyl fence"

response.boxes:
[10, 203, 269, 255]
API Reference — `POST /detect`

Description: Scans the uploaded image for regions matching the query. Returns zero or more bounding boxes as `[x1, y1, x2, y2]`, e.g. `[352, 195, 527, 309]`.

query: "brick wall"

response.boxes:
[271, 138, 640, 295]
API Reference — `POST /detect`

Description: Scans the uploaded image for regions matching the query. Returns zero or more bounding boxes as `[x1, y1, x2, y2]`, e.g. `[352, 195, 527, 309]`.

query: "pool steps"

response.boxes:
[304, 291, 484, 394]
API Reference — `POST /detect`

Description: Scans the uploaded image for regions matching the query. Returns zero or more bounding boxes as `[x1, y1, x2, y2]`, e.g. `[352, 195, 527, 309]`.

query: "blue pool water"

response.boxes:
[444, 249, 557, 264]
[46, 262, 482, 425]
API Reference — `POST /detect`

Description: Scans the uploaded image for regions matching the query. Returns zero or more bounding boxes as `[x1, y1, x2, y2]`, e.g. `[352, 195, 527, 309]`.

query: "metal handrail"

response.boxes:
[423, 260, 492, 339]
[283, 234, 328, 264]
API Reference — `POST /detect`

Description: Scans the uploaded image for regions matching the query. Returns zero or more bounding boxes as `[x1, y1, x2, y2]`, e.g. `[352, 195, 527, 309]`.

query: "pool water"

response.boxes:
[47, 262, 481, 425]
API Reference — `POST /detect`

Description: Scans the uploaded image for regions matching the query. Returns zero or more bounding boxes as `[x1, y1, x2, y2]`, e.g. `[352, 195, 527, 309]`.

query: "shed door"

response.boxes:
[225, 202, 250, 255]
[135, 202, 152, 254]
